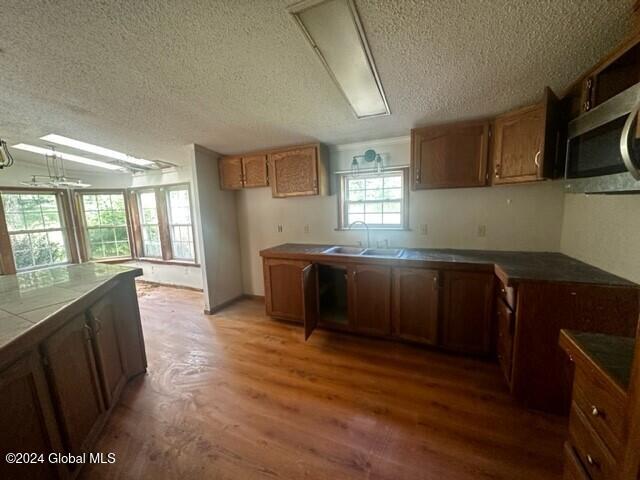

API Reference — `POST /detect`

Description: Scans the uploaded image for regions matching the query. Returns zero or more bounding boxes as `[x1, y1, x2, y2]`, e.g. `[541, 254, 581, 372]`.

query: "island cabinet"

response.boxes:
[441, 271, 495, 355]
[411, 119, 490, 189]
[492, 87, 559, 184]
[0, 351, 66, 480]
[392, 267, 439, 345]
[350, 265, 391, 336]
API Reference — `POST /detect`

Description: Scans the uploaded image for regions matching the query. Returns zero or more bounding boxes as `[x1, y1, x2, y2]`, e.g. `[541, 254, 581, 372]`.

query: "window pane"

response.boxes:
[167, 188, 195, 261]
[342, 171, 405, 229]
[5, 213, 25, 231]
[383, 213, 402, 225]
[82, 193, 130, 260]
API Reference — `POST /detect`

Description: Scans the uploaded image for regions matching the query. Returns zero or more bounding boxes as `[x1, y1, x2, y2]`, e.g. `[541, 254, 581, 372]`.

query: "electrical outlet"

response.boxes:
[277, 224, 283, 233]
[420, 224, 428, 235]
[477, 224, 487, 237]
[304, 224, 310, 234]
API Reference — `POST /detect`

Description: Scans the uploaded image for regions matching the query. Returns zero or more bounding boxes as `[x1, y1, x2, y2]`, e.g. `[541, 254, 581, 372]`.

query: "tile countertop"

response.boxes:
[260, 243, 637, 287]
[0, 263, 142, 352]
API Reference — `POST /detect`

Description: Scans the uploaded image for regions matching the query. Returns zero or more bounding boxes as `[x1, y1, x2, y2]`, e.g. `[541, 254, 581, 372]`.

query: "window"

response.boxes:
[339, 170, 408, 229]
[138, 191, 162, 258]
[166, 187, 195, 261]
[81, 193, 131, 259]
[0, 192, 69, 270]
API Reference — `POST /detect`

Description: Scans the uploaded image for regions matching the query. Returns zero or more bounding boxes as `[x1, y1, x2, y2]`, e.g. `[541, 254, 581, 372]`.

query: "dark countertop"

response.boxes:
[0, 263, 142, 354]
[260, 243, 637, 287]
[560, 330, 636, 392]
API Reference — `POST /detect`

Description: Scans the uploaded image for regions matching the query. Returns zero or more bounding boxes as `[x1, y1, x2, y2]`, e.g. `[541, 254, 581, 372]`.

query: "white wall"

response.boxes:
[237, 137, 566, 296]
[560, 193, 640, 284]
[191, 144, 243, 311]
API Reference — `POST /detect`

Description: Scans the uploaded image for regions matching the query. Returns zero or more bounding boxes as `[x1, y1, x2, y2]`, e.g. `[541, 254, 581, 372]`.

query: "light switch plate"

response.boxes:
[277, 224, 283, 233]
[420, 224, 428, 235]
[477, 225, 487, 237]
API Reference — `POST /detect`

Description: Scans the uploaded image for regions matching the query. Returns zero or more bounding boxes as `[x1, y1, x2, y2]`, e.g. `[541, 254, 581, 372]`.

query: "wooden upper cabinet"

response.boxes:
[411, 119, 490, 189]
[269, 145, 327, 198]
[242, 154, 269, 188]
[441, 271, 494, 355]
[219, 156, 244, 190]
[350, 265, 391, 336]
[0, 351, 65, 480]
[493, 87, 559, 184]
[41, 314, 106, 456]
[392, 268, 439, 345]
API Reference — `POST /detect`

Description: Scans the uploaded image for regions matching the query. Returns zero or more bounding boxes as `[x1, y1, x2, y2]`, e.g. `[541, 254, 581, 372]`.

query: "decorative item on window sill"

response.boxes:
[351, 149, 383, 175]
[20, 146, 91, 188]
[0, 139, 15, 169]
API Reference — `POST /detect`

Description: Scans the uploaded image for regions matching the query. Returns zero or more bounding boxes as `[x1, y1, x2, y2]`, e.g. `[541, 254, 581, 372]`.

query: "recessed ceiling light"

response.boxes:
[40, 134, 154, 167]
[12, 144, 123, 171]
[289, 0, 390, 119]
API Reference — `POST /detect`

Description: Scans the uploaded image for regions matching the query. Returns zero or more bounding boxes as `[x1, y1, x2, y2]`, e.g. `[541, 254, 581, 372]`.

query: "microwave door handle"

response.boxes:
[620, 101, 640, 180]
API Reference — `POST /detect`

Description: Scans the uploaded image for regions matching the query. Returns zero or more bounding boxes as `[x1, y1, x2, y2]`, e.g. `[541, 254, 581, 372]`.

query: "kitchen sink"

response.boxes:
[361, 248, 404, 258]
[323, 246, 365, 255]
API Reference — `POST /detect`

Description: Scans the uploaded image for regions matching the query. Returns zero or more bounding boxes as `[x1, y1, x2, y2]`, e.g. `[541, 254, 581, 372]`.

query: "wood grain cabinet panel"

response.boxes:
[0, 351, 65, 480]
[493, 87, 559, 184]
[41, 315, 106, 457]
[242, 154, 268, 188]
[496, 297, 514, 384]
[411, 119, 490, 189]
[392, 268, 439, 345]
[441, 271, 494, 355]
[263, 258, 312, 322]
[350, 265, 391, 336]
[88, 295, 127, 408]
[269, 147, 319, 197]
[218, 156, 244, 190]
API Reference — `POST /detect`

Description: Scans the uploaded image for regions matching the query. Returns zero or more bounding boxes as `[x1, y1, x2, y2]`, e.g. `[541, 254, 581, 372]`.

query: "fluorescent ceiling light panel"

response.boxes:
[12, 144, 123, 171]
[40, 134, 154, 167]
[289, 0, 390, 119]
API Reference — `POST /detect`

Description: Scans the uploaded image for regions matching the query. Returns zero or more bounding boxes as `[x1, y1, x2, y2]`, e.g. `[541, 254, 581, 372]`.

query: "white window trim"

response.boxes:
[165, 185, 197, 262]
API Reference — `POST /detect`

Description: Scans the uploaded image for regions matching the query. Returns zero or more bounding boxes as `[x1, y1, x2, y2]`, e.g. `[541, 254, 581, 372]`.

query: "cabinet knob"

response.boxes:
[591, 405, 600, 417]
[583, 100, 591, 111]
[586, 454, 596, 467]
[534, 151, 541, 168]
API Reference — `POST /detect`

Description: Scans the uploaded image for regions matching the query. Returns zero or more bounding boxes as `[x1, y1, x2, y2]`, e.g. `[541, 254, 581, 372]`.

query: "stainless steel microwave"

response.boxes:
[565, 82, 640, 193]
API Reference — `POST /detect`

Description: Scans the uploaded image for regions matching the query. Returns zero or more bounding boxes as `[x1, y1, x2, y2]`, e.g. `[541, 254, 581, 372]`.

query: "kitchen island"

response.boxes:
[261, 243, 639, 414]
[0, 263, 146, 480]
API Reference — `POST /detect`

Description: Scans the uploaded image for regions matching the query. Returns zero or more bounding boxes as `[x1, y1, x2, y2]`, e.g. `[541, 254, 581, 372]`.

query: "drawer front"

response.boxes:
[496, 297, 514, 383]
[496, 278, 516, 310]
[573, 366, 625, 454]
[569, 403, 616, 480]
[563, 442, 590, 480]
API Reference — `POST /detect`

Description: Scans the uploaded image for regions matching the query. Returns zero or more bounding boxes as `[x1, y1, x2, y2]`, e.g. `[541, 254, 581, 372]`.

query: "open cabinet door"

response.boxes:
[303, 264, 319, 341]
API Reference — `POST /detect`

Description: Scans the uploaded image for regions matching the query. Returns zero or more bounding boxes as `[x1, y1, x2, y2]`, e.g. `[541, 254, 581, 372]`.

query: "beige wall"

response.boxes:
[237, 174, 566, 296]
[560, 193, 640, 284]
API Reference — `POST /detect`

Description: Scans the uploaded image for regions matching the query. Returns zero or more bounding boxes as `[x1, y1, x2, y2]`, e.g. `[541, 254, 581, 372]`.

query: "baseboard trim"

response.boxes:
[243, 294, 265, 301]
[135, 279, 203, 292]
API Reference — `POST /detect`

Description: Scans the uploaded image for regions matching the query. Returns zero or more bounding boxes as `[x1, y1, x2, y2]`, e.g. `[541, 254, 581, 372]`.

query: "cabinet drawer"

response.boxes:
[569, 403, 616, 480]
[573, 366, 625, 455]
[496, 297, 514, 383]
[563, 442, 590, 480]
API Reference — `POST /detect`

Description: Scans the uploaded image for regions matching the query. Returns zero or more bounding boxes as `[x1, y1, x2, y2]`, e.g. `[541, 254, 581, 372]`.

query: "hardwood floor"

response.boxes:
[81, 283, 567, 480]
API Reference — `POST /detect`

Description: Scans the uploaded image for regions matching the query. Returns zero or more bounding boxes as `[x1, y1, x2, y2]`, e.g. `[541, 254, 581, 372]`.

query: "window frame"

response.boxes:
[0, 187, 79, 274]
[76, 189, 134, 262]
[136, 189, 164, 260]
[165, 185, 197, 262]
[337, 168, 410, 231]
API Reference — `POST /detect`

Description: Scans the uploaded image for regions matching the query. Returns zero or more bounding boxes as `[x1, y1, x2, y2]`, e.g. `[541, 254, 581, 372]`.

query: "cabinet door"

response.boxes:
[111, 279, 147, 379]
[496, 297, 515, 384]
[242, 154, 268, 188]
[42, 315, 106, 456]
[411, 120, 489, 189]
[263, 258, 312, 322]
[303, 264, 319, 341]
[493, 87, 559, 184]
[441, 271, 494, 355]
[392, 268, 439, 345]
[219, 156, 244, 190]
[350, 265, 391, 335]
[88, 295, 127, 408]
[269, 147, 318, 197]
[0, 351, 65, 480]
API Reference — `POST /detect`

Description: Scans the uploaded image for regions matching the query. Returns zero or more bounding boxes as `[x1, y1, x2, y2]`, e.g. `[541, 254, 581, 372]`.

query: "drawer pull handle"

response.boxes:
[591, 405, 600, 417]
[586, 454, 597, 467]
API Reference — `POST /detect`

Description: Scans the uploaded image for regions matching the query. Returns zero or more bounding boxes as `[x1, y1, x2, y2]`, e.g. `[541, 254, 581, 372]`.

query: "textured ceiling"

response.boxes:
[0, 0, 635, 170]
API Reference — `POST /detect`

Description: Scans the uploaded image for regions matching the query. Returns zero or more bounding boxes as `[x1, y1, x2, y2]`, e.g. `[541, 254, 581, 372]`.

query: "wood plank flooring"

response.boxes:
[80, 283, 567, 479]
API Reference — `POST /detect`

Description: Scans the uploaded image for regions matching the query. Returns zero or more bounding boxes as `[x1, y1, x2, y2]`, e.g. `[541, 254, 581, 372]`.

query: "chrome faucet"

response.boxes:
[348, 221, 370, 248]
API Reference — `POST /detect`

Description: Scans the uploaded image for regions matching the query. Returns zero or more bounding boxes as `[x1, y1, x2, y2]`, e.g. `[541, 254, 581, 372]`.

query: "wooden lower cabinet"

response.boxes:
[441, 271, 495, 355]
[496, 297, 515, 384]
[0, 351, 65, 480]
[41, 315, 106, 459]
[263, 258, 311, 322]
[350, 265, 391, 336]
[392, 267, 439, 345]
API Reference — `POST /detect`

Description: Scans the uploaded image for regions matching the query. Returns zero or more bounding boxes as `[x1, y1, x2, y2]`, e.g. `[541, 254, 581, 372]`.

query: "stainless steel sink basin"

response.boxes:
[361, 248, 404, 258]
[323, 246, 365, 255]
